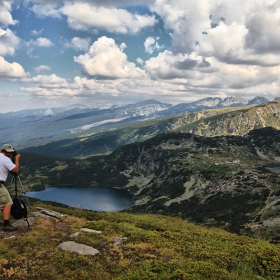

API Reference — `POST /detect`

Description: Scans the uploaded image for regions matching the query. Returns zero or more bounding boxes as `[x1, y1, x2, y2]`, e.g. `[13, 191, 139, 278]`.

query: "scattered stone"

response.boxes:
[58, 241, 100, 256]
[36, 207, 66, 219]
[80, 228, 102, 234]
[114, 237, 127, 248]
[30, 211, 56, 219]
[69, 232, 80, 238]
[12, 217, 35, 227]
[4, 236, 16, 239]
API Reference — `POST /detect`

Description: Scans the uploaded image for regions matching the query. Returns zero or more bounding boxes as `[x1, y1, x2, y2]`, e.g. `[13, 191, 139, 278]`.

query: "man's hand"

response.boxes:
[14, 153, 20, 160]
[11, 153, 20, 173]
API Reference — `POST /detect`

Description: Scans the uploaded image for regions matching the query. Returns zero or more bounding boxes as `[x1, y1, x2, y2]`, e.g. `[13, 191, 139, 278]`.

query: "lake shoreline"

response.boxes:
[26, 186, 135, 212]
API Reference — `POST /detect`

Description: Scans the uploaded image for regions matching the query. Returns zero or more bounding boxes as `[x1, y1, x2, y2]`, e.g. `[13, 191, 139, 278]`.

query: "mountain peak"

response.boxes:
[248, 96, 270, 105]
[219, 96, 248, 106]
[134, 99, 171, 106]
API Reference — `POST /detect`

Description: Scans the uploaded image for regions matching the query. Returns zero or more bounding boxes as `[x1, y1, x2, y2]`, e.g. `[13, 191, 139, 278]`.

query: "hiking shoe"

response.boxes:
[2, 224, 18, 232]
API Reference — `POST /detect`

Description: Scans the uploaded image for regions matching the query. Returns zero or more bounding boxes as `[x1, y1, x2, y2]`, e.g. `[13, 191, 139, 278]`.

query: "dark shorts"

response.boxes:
[0, 184, 13, 207]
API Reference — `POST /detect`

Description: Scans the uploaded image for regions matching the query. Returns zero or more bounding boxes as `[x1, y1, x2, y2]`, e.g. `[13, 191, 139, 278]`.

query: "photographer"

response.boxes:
[0, 144, 20, 232]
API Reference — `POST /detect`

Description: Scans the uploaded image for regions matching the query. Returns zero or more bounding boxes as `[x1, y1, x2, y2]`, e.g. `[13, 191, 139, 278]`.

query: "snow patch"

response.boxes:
[68, 117, 128, 133]
[44, 108, 54, 116]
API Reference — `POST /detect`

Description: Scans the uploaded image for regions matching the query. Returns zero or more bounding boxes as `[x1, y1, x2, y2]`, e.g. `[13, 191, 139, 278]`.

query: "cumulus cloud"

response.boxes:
[145, 50, 280, 98]
[74, 36, 146, 79]
[145, 51, 212, 79]
[150, 0, 211, 54]
[196, 16, 280, 67]
[142, 0, 280, 101]
[245, 11, 280, 54]
[0, 28, 20, 56]
[19, 72, 207, 103]
[136, 58, 144, 65]
[0, 56, 26, 78]
[150, 0, 280, 65]
[30, 3, 61, 19]
[198, 21, 248, 62]
[36, 37, 53, 47]
[20, 74, 104, 97]
[63, 37, 91, 52]
[61, 2, 157, 34]
[72, 0, 153, 7]
[0, 1, 18, 27]
[26, 37, 53, 56]
[34, 65, 51, 73]
[3, 0, 280, 111]
[26, 37, 53, 48]
[144, 36, 162, 54]
[19, 73, 83, 97]
[31, 29, 44, 36]
[21, 74, 70, 88]
[24, 0, 153, 8]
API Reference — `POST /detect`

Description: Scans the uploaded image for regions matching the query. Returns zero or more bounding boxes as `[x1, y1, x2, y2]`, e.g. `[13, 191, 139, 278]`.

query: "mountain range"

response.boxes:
[5, 95, 280, 243]
[0, 95, 275, 152]
[20, 98, 280, 158]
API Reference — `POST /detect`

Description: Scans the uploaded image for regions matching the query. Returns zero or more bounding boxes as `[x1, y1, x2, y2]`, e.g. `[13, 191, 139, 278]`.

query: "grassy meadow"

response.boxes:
[0, 202, 280, 279]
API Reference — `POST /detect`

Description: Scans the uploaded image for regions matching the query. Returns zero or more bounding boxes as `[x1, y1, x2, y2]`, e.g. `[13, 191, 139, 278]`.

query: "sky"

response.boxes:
[0, 0, 280, 113]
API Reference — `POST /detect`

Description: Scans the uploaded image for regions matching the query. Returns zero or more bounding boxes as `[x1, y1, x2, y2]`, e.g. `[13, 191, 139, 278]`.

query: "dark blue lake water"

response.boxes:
[26, 186, 134, 212]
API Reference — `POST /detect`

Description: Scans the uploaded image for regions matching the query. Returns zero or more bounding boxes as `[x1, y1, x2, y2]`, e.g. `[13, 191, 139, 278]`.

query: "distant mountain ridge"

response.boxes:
[0, 95, 277, 151]
[21, 99, 280, 158]
[0, 99, 171, 149]
[156, 96, 270, 116]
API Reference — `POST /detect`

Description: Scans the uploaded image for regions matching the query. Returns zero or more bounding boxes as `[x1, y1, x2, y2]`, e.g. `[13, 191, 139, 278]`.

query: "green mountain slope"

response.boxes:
[19, 127, 280, 243]
[1, 204, 280, 279]
[22, 100, 280, 158]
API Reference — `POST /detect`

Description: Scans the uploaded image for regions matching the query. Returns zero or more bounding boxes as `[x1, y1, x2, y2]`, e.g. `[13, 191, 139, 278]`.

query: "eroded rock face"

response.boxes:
[58, 241, 100, 256]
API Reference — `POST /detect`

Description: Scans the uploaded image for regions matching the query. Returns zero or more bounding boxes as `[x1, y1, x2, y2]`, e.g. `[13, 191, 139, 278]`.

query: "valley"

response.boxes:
[16, 126, 280, 243]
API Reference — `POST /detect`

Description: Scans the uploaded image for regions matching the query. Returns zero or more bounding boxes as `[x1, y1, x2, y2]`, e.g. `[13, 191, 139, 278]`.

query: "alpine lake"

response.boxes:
[26, 186, 134, 212]
[26, 164, 280, 212]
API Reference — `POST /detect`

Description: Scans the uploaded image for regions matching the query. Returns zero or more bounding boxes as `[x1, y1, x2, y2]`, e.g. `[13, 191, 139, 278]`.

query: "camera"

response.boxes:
[10, 151, 19, 176]
[11, 151, 18, 164]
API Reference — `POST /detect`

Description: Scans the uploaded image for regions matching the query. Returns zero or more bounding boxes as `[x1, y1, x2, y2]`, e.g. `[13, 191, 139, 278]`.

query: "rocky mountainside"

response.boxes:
[173, 99, 280, 136]
[20, 126, 280, 243]
[22, 99, 280, 158]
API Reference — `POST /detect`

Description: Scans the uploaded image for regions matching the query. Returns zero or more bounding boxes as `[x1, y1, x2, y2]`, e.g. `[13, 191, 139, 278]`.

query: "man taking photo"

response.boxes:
[0, 144, 20, 232]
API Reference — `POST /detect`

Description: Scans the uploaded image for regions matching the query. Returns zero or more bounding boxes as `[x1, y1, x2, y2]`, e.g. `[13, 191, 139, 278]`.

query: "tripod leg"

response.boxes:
[8, 176, 15, 195]
[16, 175, 31, 209]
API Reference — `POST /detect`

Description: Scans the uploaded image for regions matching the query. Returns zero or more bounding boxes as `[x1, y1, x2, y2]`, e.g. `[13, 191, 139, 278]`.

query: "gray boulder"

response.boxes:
[58, 241, 100, 256]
